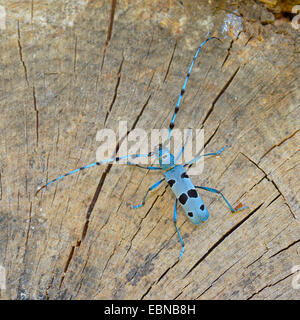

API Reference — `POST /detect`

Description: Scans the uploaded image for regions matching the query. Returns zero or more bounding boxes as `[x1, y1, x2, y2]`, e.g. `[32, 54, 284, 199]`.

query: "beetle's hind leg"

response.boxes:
[195, 186, 248, 213]
[173, 199, 184, 259]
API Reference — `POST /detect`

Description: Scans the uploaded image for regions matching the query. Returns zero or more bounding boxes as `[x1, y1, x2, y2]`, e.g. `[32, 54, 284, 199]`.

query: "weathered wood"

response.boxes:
[0, 0, 299, 300]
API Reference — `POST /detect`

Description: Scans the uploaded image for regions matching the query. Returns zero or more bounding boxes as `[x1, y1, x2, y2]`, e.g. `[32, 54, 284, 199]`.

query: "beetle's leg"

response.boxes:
[195, 186, 248, 212]
[173, 199, 184, 259]
[131, 178, 165, 209]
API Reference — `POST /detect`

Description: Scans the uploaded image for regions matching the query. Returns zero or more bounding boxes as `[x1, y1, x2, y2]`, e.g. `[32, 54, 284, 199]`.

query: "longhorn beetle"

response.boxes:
[37, 37, 247, 259]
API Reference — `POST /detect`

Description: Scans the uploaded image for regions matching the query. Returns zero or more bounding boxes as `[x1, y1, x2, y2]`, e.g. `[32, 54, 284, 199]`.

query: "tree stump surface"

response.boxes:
[0, 0, 299, 300]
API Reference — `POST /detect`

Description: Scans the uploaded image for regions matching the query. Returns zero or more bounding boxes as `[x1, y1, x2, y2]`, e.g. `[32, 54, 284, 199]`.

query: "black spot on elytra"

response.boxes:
[174, 107, 179, 114]
[167, 179, 176, 188]
[187, 189, 198, 198]
[181, 89, 185, 95]
[179, 193, 188, 205]
[188, 212, 193, 217]
[181, 172, 189, 179]
[200, 204, 205, 211]
[169, 123, 174, 130]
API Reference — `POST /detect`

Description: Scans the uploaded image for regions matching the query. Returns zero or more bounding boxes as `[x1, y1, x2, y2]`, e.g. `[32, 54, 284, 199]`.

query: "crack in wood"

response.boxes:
[24, 202, 32, 250]
[246, 248, 269, 269]
[104, 57, 124, 126]
[269, 238, 300, 259]
[221, 39, 234, 68]
[196, 259, 239, 299]
[203, 122, 220, 146]
[201, 66, 240, 126]
[241, 152, 297, 219]
[221, 30, 242, 68]
[122, 184, 168, 262]
[17, 21, 29, 87]
[247, 272, 295, 300]
[59, 239, 81, 289]
[183, 203, 263, 279]
[266, 193, 281, 208]
[140, 285, 152, 300]
[258, 129, 300, 163]
[132, 94, 152, 129]
[32, 86, 39, 146]
[45, 276, 54, 300]
[146, 70, 155, 92]
[156, 259, 179, 285]
[269, 180, 296, 219]
[210, 149, 241, 185]
[140, 187, 168, 233]
[98, 241, 120, 287]
[173, 282, 190, 300]
[163, 41, 177, 83]
[244, 34, 254, 47]
[249, 175, 267, 192]
[100, 0, 117, 72]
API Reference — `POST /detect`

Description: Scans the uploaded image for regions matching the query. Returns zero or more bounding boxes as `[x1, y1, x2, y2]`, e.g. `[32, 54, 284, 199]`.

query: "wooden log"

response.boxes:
[0, 0, 299, 300]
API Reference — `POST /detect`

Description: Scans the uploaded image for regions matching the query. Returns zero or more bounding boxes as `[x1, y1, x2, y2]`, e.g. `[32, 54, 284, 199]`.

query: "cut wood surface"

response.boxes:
[0, 0, 299, 300]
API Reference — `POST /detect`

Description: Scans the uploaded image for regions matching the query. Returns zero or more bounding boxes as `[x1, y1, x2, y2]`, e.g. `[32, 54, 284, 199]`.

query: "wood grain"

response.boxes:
[0, 0, 299, 300]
